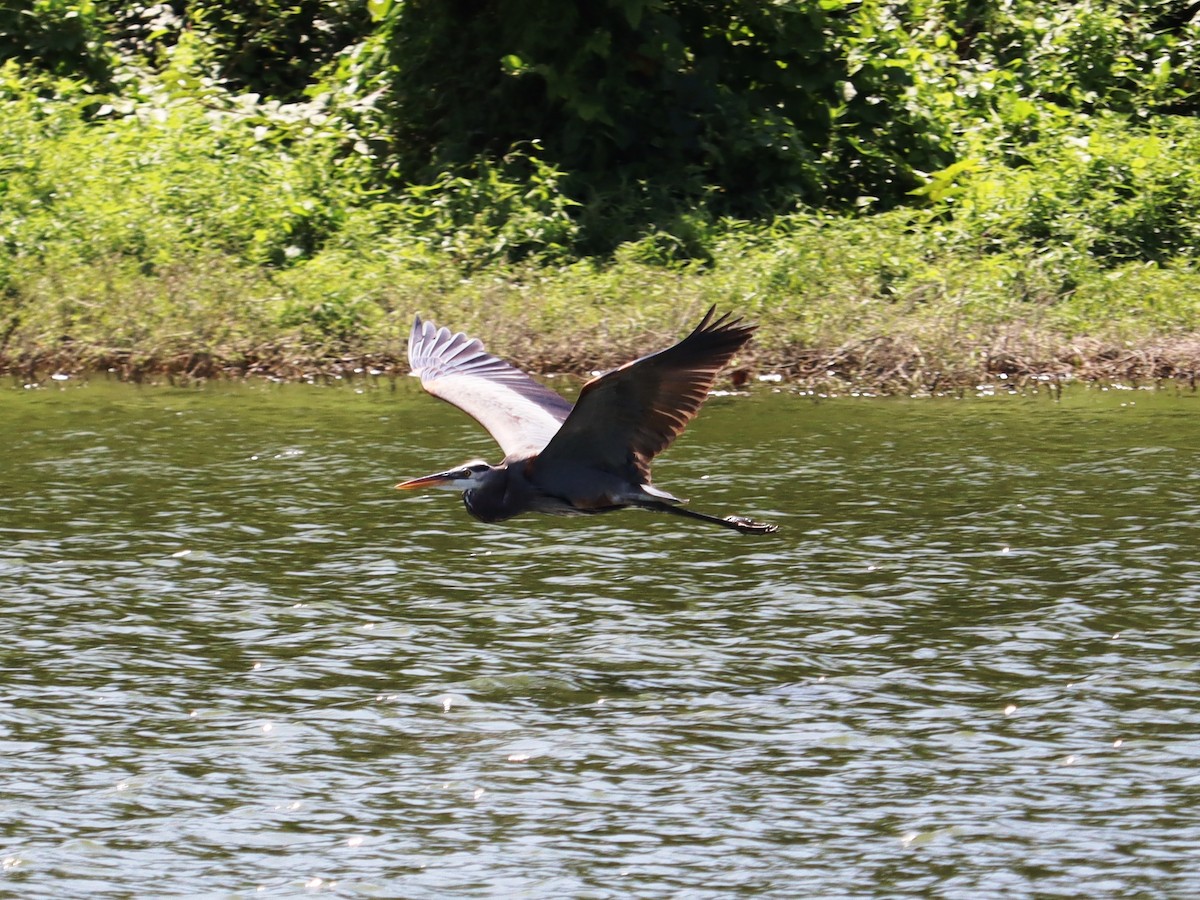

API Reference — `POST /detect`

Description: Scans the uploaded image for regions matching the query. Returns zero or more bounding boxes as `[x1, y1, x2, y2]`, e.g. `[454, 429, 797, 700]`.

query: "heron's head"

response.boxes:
[396, 459, 494, 493]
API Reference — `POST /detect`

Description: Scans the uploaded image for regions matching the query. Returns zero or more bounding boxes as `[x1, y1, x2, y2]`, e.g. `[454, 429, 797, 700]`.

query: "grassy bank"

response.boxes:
[5, 205, 1199, 392]
[5, 228, 1199, 393]
[3, 70, 1200, 393]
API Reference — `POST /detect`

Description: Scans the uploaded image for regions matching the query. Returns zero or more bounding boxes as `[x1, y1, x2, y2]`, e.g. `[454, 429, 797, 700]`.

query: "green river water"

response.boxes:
[1, 379, 1198, 896]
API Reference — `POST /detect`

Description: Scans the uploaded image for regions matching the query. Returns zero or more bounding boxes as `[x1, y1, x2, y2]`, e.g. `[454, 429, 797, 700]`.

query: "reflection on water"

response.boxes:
[1, 380, 1199, 895]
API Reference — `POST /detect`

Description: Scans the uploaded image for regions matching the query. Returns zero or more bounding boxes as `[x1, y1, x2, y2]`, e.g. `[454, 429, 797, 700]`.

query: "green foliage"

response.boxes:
[178, 0, 371, 101]
[374, 0, 1200, 242]
[928, 116, 1200, 265]
[0, 63, 380, 358]
[390, 147, 583, 266]
[3, 0, 1200, 382]
[0, 0, 114, 86]
[942, 0, 1200, 116]
[276, 292, 380, 347]
[383, 1, 843, 217]
[828, 0, 959, 206]
[8, 0, 1200, 253]
[0, 82, 362, 268]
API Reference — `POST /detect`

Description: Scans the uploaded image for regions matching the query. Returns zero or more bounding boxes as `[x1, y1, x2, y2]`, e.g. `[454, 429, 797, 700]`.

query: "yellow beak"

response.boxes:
[395, 473, 455, 490]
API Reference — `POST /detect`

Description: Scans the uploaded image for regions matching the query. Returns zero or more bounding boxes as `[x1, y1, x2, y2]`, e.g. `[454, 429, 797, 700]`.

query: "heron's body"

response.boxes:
[398, 308, 778, 535]
[456, 457, 679, 522]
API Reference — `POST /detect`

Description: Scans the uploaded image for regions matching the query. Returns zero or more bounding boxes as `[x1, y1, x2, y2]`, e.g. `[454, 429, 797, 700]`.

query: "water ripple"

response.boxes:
[1, 384, 1198, 896]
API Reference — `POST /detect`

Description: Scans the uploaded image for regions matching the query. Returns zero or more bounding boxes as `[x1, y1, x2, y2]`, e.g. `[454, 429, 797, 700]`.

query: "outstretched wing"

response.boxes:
[408, 316, 575, 458]
[536, 307, 755, 482]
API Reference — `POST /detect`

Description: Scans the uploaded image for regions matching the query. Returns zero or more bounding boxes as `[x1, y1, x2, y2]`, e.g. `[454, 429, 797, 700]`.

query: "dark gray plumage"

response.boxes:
[398, 307, 778, 534]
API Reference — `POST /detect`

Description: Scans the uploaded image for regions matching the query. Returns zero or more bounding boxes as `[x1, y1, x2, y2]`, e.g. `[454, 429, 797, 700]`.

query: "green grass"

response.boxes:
[2, 72, 1199, 391]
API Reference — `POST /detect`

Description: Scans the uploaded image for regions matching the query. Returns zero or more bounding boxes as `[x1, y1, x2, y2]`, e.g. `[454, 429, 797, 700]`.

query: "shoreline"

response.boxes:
[5, 332, 1198, 395]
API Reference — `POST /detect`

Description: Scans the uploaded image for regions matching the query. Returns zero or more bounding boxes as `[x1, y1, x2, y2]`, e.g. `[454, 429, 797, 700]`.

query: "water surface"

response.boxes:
[1, 380, 1198, 896]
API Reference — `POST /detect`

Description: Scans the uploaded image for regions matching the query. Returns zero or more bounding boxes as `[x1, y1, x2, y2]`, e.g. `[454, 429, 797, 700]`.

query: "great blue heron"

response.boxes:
[397, 307, 779, 534]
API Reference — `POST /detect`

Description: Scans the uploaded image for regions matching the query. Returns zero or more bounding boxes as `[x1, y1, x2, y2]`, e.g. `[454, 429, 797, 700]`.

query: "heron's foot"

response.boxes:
[725, 515, 779, 535]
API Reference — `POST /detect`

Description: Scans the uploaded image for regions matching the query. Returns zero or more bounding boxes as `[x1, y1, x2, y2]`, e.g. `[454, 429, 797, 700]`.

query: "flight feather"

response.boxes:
[408, 316, 575, 458]
[536, 306, 754, 482]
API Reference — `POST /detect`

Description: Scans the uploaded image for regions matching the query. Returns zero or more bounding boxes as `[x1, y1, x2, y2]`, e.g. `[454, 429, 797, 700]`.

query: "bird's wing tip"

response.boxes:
[692, 306, 750, 337]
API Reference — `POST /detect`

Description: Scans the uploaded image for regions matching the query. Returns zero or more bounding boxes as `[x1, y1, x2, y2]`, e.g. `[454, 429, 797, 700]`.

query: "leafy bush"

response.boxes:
[381, 1, 843, 213]
[0, 0, 114, 86]
[929, 115, 1200, 265]
[0, 69, 367, 268]
[390, 148, 582, 266]
[172, 0, 371, 101]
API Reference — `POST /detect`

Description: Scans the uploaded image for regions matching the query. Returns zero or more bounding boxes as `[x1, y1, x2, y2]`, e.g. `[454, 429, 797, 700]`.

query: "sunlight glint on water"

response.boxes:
[1, 381, 1198, 896]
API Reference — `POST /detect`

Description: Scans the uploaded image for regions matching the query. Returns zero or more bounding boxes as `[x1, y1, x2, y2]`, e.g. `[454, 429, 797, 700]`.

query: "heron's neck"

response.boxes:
[461, 465, 516, 523]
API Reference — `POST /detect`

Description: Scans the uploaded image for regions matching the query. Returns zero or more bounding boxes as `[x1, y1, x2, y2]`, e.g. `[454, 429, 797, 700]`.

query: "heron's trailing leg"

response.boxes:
[647, 501, 779, 535]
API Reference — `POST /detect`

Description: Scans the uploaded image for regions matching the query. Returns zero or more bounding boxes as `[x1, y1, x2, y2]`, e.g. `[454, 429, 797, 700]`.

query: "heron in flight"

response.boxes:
[396, 307, 778, 534]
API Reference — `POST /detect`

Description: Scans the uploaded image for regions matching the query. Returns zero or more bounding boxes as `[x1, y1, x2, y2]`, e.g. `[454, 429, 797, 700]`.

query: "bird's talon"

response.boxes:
[724, 515, 779, 534]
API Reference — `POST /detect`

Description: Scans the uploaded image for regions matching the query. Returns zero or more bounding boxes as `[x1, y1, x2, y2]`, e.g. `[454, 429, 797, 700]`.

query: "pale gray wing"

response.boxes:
[408, 315, 575, 458]
[536, 307, 755, 482]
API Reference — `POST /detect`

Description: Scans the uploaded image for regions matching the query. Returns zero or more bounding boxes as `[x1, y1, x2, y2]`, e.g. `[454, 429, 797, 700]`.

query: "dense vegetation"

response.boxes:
[2, 0, 1199, 389]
